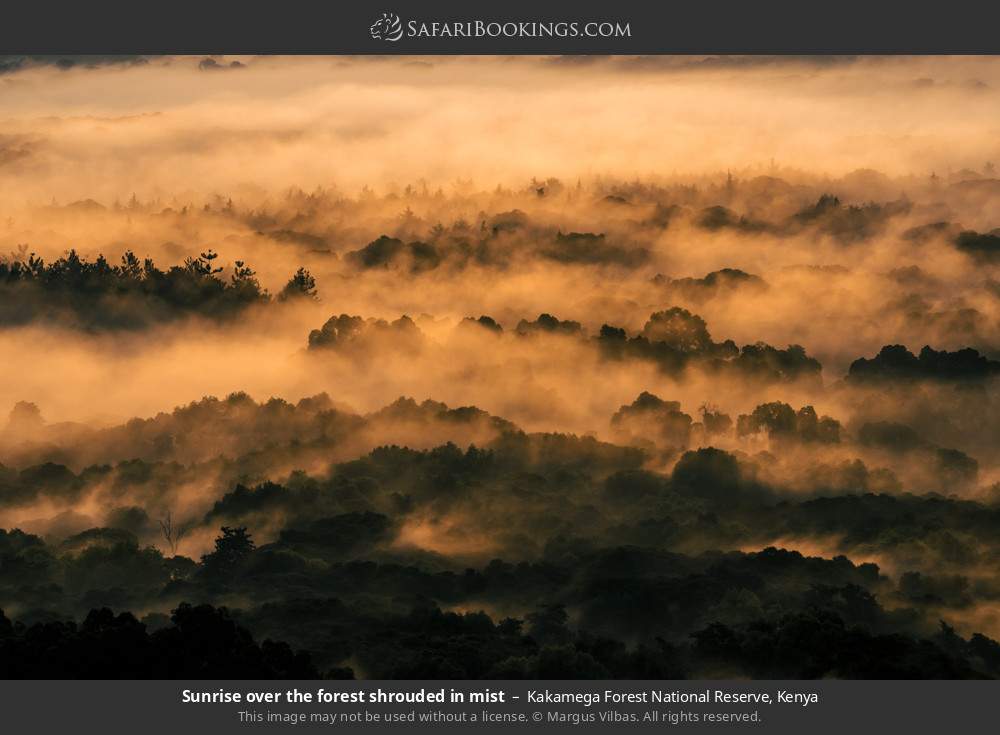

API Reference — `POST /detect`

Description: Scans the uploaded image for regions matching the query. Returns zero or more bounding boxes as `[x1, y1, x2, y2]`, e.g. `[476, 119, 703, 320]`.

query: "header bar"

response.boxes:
[3, 1, 1000, 55]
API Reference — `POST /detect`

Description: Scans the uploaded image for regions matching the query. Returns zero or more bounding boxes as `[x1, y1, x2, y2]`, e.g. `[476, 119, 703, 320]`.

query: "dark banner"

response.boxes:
[3, 0, 1000, 54]
[2, 680, 996, 733]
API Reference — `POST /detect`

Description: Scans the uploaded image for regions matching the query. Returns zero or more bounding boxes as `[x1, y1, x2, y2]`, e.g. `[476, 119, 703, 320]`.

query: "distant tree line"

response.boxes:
[0, 249, 316, 329]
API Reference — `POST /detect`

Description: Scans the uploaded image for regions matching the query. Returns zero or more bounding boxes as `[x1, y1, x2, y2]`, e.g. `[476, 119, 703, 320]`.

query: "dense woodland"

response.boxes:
[7, 53, 1000, 681]
[1, 370, 999, 678]
[1, 171, 1000, 679]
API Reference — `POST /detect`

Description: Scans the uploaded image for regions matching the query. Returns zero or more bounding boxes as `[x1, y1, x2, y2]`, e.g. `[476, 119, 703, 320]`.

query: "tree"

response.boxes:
[201, 526, 255, 580]
[6, 401, 43, 434]
[641, 307, 714, 352]
[184, 250, 223, 276]
[158, 510, 188, 556]
[278, 267, 317, 301]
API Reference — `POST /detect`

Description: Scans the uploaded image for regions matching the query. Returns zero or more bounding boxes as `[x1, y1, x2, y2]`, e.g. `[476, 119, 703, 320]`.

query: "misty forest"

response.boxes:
[0, 54, 999, 679]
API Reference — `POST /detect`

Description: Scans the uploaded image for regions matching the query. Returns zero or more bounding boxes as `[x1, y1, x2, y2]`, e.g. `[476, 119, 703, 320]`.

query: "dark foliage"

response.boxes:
[0, 250, 314, 329]
[0, 603, 319, 678]
[848, 345, 1000, 383]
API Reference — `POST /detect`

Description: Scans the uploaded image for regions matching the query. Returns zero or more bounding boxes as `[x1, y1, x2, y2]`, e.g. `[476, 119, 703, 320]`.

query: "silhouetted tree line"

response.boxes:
[340, 196, 918, 270]
[343, 225, 650, 274]
[306, 305, 824, 384]
[848, 344, 1000, 383]
[651, 268, 767, 305]
[691, 195, 911, 244]
[3, 569, 998, 678]
[0, 603, 320, 678]
[0, 249, 316, 328]
[0, 374, 995, 682]
[3, 423, 1000, 678]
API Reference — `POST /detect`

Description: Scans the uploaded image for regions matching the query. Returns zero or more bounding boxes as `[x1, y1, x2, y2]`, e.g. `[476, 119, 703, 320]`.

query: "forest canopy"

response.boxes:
[1, 54, 1000, 680]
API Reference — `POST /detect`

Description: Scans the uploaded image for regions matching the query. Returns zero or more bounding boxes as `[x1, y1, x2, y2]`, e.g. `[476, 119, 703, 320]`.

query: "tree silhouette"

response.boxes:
[158, 510, 188, 556]
[200, 526, 255, 581]
[279, 267, 317, 300]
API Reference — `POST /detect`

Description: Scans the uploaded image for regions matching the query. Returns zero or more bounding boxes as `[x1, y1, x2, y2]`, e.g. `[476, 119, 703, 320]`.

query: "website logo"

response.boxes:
[368, 15, 632, 43]
[370, 12, 404, 42]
